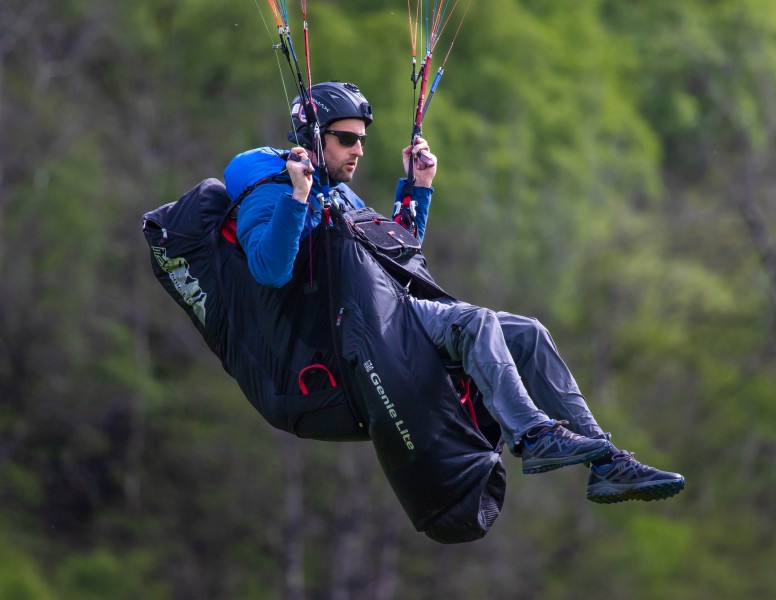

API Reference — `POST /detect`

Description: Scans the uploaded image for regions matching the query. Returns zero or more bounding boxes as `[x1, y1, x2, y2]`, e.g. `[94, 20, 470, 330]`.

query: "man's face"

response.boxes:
[318, 118, 366, 183]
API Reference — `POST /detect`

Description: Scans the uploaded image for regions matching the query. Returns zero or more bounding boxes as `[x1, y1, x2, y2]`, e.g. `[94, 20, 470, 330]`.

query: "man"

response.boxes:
[226, 81, 685, 503]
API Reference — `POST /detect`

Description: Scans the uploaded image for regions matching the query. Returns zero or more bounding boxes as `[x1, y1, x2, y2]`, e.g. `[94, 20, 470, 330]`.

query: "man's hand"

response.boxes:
[402, 136, 437, 188]
[287, 147, 314, 202]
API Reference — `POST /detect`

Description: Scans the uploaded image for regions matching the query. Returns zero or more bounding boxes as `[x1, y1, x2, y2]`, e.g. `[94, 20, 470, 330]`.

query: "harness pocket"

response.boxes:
[354, 218, 421, 254]
[342, 207, 421, 258]
[278, 386, 369, 442]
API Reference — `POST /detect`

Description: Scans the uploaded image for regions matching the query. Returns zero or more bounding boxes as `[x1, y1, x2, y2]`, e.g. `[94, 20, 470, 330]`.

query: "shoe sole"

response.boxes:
[587, 477, 685, 504]
[522, 443, 611, 475]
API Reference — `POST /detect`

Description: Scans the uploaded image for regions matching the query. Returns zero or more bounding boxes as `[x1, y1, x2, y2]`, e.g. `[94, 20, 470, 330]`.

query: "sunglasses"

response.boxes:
[323, 129, 367, 148]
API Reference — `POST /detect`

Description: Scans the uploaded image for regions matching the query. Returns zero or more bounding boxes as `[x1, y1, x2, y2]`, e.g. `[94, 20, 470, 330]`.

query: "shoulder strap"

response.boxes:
[233, 171, 289, 205]
[220, 172, 291, 245]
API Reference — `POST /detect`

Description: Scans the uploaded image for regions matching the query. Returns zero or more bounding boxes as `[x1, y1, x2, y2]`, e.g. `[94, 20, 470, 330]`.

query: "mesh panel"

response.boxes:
[479, 494, 501, 529]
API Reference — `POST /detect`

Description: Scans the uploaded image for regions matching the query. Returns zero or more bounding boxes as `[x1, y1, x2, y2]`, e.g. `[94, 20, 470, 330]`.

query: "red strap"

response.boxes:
[460, 377, 478, 428]
[393, 194, 416, 234]
[298, 364, 337, 395]
[221, 218, 238, 244]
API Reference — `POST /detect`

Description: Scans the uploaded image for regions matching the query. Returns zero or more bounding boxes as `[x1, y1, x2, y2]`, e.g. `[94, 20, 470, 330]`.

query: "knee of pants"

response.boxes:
[501, 315, 554, 359]
[456, 306, 501, 338]
[530, 318, 559, 352]
[447, 306, 502, 360]
[528, 317, 551, 344]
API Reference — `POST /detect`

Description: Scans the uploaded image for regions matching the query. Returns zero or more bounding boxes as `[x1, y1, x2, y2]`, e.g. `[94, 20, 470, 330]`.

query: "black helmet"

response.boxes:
[288, 81, 373, 148]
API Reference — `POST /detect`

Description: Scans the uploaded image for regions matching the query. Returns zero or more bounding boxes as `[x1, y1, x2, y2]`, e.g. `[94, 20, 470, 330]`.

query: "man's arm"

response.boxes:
[237, 183, 308, 288]
[230, 147, 315, 288]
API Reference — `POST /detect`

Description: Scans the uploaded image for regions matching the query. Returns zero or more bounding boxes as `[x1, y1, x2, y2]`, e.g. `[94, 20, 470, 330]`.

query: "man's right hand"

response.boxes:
[287, 147, 314, 202]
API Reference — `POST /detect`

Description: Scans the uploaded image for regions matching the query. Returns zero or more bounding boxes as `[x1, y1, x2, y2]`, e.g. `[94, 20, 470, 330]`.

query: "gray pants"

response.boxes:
[409, 297, 605, 452]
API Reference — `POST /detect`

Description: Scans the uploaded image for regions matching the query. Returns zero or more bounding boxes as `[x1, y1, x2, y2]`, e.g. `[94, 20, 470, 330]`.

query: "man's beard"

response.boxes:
[325, 156, 357, 183]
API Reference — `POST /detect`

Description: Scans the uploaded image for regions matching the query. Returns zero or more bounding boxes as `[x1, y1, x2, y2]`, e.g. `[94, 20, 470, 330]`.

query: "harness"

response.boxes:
[143, 176, 505, 544]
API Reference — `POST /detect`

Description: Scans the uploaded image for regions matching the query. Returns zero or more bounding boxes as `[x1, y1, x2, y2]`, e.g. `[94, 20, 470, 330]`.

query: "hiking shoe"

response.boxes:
[520, 420, 611, 474]
[587, 450, 685, 504]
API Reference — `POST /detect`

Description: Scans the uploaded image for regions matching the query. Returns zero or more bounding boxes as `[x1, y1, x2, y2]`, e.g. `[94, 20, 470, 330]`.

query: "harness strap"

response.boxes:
[460, 377, 478, 428]
[220, 173, 289, 245]
[298, 363, 338, 395]
[393, 180, 418, 235]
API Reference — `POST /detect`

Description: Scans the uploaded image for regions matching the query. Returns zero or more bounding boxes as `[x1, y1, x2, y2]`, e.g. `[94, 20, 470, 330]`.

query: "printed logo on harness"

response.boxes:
[152, 246, 207, 326]
[366, 363, 414, 451]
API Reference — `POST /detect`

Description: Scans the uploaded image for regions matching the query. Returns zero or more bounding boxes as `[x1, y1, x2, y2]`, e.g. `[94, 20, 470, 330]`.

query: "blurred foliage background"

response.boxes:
[2, 0, 776, 598]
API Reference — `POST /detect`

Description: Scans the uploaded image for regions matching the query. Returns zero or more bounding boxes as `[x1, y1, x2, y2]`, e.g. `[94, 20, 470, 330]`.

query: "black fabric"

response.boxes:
[344, 207, 422, 257]
[142, 178, 506, 543]
[143, 178, 366, 440]
[321, 209, 507, 541]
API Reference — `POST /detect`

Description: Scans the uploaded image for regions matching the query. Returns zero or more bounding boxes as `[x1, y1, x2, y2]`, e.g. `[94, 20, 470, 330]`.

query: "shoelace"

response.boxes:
[611, 450, 636, 463]
[533, 419, 567, 435]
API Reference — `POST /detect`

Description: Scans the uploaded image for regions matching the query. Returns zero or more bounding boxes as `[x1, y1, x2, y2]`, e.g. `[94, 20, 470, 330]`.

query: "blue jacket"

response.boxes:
[224, 147, 433, 288]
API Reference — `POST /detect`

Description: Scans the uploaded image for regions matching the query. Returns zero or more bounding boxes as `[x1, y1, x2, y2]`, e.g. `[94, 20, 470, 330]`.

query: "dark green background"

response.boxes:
[2, 1, 775, 598]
